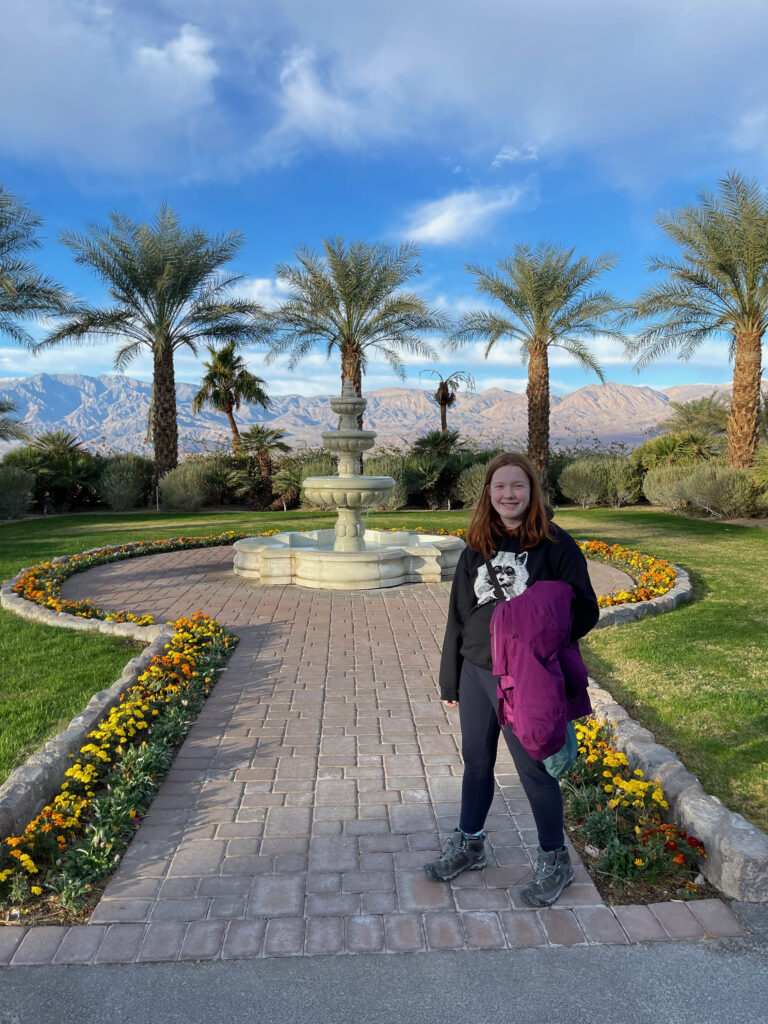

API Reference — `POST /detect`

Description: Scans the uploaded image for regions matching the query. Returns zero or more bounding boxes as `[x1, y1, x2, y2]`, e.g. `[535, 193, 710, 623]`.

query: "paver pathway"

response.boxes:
[0, 548, 744, 964]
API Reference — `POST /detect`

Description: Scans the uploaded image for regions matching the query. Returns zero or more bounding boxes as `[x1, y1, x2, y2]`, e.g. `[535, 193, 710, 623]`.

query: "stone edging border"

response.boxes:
[587, 679, 768, 902]
[0, 632, 173, 840]
[594, 562, 693, 628]
[0, 544, 180, 840]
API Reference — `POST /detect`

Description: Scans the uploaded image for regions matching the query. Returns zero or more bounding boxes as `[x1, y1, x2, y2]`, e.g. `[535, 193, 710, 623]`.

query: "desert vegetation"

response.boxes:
[2, 174, 768, 513]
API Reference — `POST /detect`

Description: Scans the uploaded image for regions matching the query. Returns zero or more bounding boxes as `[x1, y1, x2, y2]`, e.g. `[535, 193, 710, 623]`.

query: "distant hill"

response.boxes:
[0, 373, 756, 455]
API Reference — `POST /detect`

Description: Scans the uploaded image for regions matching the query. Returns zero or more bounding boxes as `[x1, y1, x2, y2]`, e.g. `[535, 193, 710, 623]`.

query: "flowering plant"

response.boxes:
[11, 530, 277, 624]
[563, 718, 706, 896]
[576, 539, 677, 607]
[0, 613, 237, 916]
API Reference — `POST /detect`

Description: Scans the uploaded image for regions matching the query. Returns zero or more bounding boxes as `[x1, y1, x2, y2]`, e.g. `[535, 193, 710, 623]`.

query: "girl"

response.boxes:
[424, 452, 599, 906]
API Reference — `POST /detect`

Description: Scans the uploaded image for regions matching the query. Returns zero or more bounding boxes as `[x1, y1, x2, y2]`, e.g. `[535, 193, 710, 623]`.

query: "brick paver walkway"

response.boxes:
[0, 549, 745, 964]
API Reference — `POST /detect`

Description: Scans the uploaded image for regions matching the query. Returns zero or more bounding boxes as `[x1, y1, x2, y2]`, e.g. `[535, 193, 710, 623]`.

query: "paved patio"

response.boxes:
[0, 548, 746, 964]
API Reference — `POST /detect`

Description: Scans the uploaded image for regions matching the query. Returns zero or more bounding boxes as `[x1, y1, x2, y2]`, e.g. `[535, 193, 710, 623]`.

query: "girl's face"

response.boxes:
[489, 463, 531, 530]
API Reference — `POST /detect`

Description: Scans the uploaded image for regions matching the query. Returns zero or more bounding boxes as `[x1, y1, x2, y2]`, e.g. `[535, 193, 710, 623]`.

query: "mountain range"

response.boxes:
[0, 373, 757, 455]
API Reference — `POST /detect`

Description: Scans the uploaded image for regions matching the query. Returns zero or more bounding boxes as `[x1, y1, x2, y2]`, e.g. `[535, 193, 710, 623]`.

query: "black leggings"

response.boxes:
[457, 660, 564, 851]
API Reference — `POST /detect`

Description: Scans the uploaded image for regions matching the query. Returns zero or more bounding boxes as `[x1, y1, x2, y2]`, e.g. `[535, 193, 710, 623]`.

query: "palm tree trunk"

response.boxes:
[153, 344, 178, 484]
[527, 343, 550, 476]
[340, 345, 365, 432]
[225, 407, 241, 454]
[728, 329, 763, 468]
[440, 402, 447, 432]
[257, 453, 271, 480]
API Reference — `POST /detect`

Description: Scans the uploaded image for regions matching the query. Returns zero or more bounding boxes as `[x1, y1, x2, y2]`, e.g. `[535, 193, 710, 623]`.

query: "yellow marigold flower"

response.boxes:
[30, 885, 42, 896]
[634, 858, 644, 867]
[634, 769, 644, 777]
[604, 785, 614, 793]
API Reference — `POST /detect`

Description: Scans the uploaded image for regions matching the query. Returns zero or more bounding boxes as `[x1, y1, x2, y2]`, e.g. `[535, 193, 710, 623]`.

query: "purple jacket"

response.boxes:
[490, 580, 592, 760]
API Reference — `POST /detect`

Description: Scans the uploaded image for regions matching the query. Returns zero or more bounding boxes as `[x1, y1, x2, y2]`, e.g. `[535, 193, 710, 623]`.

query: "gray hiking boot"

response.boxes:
[520, 846, 574, 906]
[424, 829, 487, 882]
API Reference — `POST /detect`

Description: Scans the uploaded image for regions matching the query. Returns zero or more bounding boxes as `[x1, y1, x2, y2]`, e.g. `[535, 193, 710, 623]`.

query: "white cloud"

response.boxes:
[401, 187, 531, 245]
[136, 24, 217, 103]
[274, 48, 364, 146]
[236, 277, 292, 310]
[0, 7, 220, 173]
[470, 376, 528, 393]
[492, 145, 539, 168]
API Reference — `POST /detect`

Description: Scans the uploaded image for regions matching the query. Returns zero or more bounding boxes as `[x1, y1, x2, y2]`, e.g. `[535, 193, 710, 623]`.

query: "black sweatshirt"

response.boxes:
[439, 524, 600, 701]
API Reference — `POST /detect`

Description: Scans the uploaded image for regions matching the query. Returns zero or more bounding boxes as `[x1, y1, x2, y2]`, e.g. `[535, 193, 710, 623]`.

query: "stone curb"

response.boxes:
[0, 541, 219, 841]
[587, 679, 768, 903]
[0, 633, 172, 841]
[593, 563, 693, 629]
[0, 898, 749, 967]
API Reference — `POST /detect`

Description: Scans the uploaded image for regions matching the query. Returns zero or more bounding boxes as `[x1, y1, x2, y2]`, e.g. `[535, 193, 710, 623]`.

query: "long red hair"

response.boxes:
[466, 452, 555, 559]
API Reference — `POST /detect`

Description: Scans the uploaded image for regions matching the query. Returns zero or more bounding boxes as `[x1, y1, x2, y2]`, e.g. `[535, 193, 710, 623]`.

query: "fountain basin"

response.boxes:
[233, 528, 464, 590]
[302, 474, 396, 509]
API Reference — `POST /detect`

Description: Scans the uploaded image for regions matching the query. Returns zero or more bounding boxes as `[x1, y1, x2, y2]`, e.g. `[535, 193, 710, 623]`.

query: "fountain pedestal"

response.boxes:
[232, 381, 464, 589]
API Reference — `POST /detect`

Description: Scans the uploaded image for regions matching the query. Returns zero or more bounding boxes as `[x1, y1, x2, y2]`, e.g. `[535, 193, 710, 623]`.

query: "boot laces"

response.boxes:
[532, 852, 558, 881]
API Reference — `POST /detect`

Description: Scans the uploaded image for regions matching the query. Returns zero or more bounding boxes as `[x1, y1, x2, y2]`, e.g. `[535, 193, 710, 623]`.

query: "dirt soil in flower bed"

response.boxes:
[564, 812, 720, 906]
[1, 883, 104, 927]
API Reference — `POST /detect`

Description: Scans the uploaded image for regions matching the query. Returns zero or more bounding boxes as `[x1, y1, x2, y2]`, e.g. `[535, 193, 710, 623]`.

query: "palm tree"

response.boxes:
[658, 393, 730, 435]
[626, 172, 768, 469]
[34, 204, 270, 481]
[410, 428, 466, 460]
[0, 185, 72, 345]
[0, 399, 29, 442]
[453, 242, 624, 474]
[238, 425, 291, 479]
[420, 369, 475, 431]
[268, 236, 446, 427]
[192, 341, 271, 452]
[7, 429, 98, 509]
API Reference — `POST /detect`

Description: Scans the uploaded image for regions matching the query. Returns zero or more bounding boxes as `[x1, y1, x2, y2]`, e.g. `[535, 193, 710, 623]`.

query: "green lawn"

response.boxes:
[1, 507, 766, 836]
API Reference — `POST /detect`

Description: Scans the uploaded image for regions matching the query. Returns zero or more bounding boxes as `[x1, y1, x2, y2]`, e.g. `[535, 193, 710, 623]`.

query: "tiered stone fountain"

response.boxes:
[232, 382, 464, 589]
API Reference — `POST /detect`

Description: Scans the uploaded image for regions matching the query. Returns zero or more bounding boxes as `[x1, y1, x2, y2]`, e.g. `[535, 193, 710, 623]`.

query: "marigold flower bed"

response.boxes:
[562, 718, 710, 904]
[0, 612, 237, 923]
[10, 529, 279, 624]
[575, 539, 677, 607]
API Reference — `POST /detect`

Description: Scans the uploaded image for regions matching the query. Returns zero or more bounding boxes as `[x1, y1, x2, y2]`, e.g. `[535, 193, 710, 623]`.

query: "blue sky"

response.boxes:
[2, 0, 768, 396]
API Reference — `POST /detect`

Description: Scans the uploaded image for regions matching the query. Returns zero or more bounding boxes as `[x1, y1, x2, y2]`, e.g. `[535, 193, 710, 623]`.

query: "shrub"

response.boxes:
[599, 455, 643, 508]
[558, 457, 607, 509]
[363, 454, 408, 510]
[752, 443, 768, 494]
[678, 462, 758, 518]
[642, 464, 693, 509]
[0, 465, 34, 518]
[187, 453, 255, 505]
[546, 440, 631, 503]
[456, 459, 491, 508]
[2, 432, 101, 511]
[630, 431, 721, 471]
[158, 461, 211, 511]
[98, 454, 154, 510]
